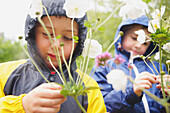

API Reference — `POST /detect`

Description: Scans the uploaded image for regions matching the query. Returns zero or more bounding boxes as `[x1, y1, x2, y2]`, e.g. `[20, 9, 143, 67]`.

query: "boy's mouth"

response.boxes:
[47, 53, 57, 59]
[131, 50, 139, 55]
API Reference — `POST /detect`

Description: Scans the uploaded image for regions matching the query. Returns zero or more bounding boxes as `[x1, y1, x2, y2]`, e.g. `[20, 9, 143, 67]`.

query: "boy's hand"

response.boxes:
[156, 74, 170, 95]
[22, 83, 66, 113]
[133, 72, 156, 97]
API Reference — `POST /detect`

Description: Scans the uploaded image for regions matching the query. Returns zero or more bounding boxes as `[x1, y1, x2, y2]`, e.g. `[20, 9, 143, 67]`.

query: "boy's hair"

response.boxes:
[120, 24, 148, 34]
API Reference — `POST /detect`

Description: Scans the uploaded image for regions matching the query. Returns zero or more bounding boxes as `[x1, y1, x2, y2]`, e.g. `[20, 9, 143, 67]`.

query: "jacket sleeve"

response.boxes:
[76, 69, 107, 113]
[0, 60, 27, 113]
[91, 65, 142, 113]
[0, 94, 26, 113]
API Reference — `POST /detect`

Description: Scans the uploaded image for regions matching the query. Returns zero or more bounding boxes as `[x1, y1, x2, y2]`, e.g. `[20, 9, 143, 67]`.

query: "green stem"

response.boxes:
[146, 44, 157, 58]
[61, 46, 75, 84]
[42, 6, 65, 78]
[127, 76, 170, 107]
[78, 29, 92, 87]
[69, 18, 75, 69]
[150, 60, 160, 75]
[73, 96, 87, 113]
[19, 40, 57, 89]
[106, 33, 121, 52]
[143, 59, 156, 75]
[158, 42, 169, 113]
[93, 2, 125, 32]
[48, 58, 65, 84]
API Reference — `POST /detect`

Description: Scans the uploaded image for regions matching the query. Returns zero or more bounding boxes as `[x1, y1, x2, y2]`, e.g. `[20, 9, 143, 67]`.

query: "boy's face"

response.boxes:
[35, 16, 79, 70]
[122, 25, 151, 57]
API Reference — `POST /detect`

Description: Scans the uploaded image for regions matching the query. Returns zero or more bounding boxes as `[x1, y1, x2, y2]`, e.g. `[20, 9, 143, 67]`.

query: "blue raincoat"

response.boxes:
[91, 15, 168, 113]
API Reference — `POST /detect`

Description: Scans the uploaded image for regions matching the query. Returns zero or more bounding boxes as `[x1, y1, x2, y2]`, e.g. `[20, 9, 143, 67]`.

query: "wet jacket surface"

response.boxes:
[91, 15, 167, 113]
[0, 0, 106, 112]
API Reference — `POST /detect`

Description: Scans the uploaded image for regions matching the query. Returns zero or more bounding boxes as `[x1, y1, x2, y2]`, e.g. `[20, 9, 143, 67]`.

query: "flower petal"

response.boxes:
[106, 69, 127, 92]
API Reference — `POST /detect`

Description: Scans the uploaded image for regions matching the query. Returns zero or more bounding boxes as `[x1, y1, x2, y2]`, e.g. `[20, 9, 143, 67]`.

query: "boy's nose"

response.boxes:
[135, 42, 142, 48]
[51, 38, 61, 49]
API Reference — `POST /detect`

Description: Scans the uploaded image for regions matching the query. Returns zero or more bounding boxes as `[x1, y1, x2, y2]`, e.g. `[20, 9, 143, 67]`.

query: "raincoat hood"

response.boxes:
[25, 0, 87, 70]
[114, 15, 158, 59]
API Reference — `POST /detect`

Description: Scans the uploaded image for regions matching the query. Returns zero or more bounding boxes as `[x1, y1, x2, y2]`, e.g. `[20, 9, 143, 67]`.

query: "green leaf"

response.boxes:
[73, 36, 79, 41]
[56, 35, 61, 39]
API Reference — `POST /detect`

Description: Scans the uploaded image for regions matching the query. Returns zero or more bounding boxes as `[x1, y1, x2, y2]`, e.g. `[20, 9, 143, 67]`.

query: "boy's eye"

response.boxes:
[63, 36, 72, 41]
[132, 37, 137, 40]
[42, 32, 53, 37]
[143, 42, 148, 45]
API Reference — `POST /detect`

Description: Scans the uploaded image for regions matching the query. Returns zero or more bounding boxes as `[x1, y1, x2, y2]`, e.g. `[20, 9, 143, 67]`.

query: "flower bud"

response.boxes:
[140, 55, 146, 60]
[47, 56, 51, 61]
[160, 71, 165, 76]
[35, 11, 40, 16]
[60, 43, 64, 46]
[147, 57, 151, 61]
[119, 31, 124, 37]
[18, 36, 23, 40]
[166, 60, 170, 65]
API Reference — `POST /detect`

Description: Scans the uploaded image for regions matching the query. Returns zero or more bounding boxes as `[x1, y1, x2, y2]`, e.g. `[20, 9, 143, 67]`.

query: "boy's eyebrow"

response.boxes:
[44, 25, 53, 29]
[65, 29, 78, 33]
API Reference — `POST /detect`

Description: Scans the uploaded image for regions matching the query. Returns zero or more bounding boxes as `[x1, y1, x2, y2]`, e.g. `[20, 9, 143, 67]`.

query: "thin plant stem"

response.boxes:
[19, 39, 58, 89]
[42, 6, 65, 79]
[93, 2, 125, 32]
[143, 59, 156, 75]
[73, 96, 87, 113]
[146, 44, 158, 58]
[168, 64, 170, 75]
[150, 60, 160, 75]
[37, 17, 66, 84]
[79, 29, 93, 86]
[106, 33, 121, 52]
[159, 43, 166, 98]
[84, 67, 97, 85]
[83, 29, 93, 78]
[69, 18, 75, 69]
[76, 59, 83, 85]
[127, 76, 170, 107]
[48, 58, 65, 84]
[61, 46, 75, 84]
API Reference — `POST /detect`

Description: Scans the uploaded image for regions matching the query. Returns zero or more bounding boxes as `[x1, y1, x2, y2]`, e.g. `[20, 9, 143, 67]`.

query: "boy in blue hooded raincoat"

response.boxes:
[91, 15, 169, 113]
[0, 0, 106, 113]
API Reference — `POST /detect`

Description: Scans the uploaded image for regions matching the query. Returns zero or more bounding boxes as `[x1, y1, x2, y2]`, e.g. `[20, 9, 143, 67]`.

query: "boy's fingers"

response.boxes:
[39, 98, 67, 107]
[139, 75, 156, 84]
[41, 83, 62, 90]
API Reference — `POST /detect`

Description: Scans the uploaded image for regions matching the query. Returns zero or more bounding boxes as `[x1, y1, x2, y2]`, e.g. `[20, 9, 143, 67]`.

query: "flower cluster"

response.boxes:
[113, 54, 126, 65]
[95, 52, 112, 67]
[148, 5, 166, 33]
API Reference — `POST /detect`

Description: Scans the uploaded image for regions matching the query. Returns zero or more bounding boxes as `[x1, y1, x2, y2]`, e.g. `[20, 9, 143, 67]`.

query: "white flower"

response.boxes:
[154, 52, 160, 60]
[151, 5, 166, 20]
[148, 19, 160, 33]
[148, 6, 166, 33]
[28, 0, 43, 18]
[82, 39, 102, 58]
[135, 29, 146, 44]
[63, 0, 89, 18]
[106, 69, 127, 92]
[119, 0, 148, 20]
[163, 42, 170, 52]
